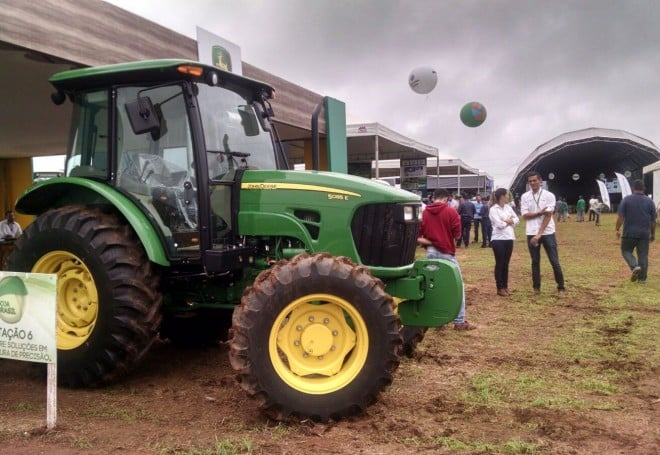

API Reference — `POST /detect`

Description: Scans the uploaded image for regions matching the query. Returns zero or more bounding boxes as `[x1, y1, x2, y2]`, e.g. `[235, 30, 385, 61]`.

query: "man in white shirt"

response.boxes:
[0, 210, 22, 239]
[520, 171, 566, 295]
[588, 195, 599, 222]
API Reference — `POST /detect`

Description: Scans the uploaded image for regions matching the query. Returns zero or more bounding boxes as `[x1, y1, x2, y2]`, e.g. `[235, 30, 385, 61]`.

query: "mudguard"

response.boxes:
[15, 178, 169, 266]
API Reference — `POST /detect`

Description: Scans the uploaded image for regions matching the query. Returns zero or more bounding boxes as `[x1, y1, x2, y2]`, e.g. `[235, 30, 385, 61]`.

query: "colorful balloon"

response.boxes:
[460, 101, 487, 127]
[408, 67, 437, 94]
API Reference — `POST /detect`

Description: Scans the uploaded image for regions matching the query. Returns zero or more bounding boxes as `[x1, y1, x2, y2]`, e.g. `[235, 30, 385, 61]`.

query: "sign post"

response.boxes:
[0, 272, 58, 428]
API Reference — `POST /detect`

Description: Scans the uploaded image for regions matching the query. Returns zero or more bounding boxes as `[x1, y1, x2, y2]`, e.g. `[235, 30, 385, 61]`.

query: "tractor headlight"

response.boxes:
[403, 205, 414, 221]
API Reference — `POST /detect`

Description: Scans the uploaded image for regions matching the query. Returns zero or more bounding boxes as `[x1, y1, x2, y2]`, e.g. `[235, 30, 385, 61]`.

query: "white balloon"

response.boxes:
[408, 67, 437, 94]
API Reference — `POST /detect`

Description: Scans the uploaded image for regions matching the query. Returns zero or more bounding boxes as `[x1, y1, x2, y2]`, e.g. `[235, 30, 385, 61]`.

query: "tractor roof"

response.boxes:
[49, 59, 274, 98]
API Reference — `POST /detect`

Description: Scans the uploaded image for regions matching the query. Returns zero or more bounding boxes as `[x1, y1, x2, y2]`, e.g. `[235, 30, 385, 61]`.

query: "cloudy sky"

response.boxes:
[102, 0, 660, 187]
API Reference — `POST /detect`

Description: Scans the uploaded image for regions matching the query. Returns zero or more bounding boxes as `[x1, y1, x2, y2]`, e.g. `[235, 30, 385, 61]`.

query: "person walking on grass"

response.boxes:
[576, 195, 586, 222]
[520, 171, 566, 295]
[489, 188, 519, 296]
[457, 194, 475, 248]
[615, 180, 656, 284]
[588, 195, 598, 222]
[418, 188, 476, 330]
[558, 197, 569, 222]
[480, 194, 492, 247]
[472, 194, 484, 245]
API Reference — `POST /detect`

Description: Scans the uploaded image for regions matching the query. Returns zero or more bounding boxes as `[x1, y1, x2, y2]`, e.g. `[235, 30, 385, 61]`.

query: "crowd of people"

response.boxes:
[418, 172, 657, 331]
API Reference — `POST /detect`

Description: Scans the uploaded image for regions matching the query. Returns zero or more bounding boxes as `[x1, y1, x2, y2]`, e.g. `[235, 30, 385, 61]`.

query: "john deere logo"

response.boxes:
[0, 276, 28, 324]
[212, 45, 232, 72]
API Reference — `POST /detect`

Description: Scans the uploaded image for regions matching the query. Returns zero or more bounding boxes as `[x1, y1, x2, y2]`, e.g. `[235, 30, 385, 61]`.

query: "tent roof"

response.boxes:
[346, 123, 444, 162]
[510, 128, 660, 201]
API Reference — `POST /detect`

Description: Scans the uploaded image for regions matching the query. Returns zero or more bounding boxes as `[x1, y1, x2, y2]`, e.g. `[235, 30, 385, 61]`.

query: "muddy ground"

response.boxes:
[1, 214, 658, 454]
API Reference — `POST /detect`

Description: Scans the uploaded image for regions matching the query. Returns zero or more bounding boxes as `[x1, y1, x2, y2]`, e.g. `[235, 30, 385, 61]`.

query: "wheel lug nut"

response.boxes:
[323, 318, 330, 324]
[332, 330, 338, 336]
[294, 340, 300, 346]
[296, 325, 303, 331]
[308, 316, 314, 322]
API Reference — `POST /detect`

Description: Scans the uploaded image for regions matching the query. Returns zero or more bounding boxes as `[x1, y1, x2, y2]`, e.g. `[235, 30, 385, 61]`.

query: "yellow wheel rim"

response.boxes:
[32, 251, 99, 350]
[269, 293, 368, 395]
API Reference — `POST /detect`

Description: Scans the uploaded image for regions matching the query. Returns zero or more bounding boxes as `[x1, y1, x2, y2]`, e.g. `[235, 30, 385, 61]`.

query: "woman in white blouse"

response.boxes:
[489, 188, 520, 296]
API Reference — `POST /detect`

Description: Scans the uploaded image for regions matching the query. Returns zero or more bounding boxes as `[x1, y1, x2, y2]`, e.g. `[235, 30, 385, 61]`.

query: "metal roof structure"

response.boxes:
[345, 123, 486, 177]
[347, 123, 440, 163]
[510, 128, 660, 202]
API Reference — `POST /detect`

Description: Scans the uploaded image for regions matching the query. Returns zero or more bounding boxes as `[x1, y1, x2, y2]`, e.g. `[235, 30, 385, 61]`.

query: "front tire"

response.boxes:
[230, 253, 401, 422]
[8, 206, 162, 387]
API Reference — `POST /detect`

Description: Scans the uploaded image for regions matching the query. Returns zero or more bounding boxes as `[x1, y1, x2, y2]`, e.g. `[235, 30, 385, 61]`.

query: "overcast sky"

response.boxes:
[100, 0, 660, 187]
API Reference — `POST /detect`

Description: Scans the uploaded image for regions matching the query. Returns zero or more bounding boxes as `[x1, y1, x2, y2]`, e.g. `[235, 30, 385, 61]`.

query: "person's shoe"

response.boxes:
[454, 321, 477, 331]
[481, 244, 488, 248]
[631, 266, 641, 282]
[533, 288, 541, 295]
[497, 289, 508, 297]
[557, 288, 566, 296]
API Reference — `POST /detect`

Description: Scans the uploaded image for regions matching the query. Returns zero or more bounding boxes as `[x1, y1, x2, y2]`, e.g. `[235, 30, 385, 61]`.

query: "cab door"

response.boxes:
[115, 84, 200, 258]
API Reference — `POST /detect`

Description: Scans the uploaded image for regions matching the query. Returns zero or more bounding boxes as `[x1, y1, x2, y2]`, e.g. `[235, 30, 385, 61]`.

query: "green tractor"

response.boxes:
[9, 60, 462, 422]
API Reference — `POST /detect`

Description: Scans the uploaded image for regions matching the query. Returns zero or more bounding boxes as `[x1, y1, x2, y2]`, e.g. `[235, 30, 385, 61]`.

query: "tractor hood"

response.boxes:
[240, 169, 421, 204]
[238, 170, 423, 268]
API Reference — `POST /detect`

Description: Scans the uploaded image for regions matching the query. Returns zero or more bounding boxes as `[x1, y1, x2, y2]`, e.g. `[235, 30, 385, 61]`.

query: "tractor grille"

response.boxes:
[351, 203, 420, 267]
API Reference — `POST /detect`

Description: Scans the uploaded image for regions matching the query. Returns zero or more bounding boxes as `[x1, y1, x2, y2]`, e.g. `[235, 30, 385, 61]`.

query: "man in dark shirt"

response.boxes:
[480, 195, 492, 247]
[457, 194, 475, 248]
[615, 180, 656, 283]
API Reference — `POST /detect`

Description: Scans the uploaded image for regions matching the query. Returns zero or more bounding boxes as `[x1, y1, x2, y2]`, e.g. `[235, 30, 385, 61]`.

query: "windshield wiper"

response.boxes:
[208, 150, 251, 158]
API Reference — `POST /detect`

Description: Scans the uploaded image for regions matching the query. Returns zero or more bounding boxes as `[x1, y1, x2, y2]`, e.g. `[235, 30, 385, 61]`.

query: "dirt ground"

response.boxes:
[1, 213, 658, 454]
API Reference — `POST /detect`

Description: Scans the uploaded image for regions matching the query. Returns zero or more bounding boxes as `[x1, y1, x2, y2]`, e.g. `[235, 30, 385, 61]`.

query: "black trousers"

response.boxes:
[526, 234, 565, 290]
[481, 219, 492, 246]
[460, 218, 472, 246]
[491, 239, 513, 290]
[473, 219, 482, 242]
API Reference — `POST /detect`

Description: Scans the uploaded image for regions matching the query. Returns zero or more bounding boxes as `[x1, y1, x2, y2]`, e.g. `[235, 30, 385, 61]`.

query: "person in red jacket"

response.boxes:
[418, 188, 476, 330]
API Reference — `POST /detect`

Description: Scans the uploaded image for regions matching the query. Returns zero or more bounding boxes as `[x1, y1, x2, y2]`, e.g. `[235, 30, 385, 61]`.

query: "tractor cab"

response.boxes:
[54, 60, 284, 271]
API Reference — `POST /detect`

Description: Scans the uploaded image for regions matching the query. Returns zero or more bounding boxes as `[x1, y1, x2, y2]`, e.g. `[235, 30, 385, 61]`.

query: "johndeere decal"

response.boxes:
[212, 45, 232, 72]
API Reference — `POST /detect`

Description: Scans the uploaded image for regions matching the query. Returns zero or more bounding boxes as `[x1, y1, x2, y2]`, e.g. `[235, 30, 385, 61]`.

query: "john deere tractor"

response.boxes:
[9, 60, 462, 422]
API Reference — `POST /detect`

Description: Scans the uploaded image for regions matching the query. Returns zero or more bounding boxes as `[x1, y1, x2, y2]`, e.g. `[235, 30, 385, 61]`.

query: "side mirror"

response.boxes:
[125, 96, 162, 138]
[237, 105, 260, 137]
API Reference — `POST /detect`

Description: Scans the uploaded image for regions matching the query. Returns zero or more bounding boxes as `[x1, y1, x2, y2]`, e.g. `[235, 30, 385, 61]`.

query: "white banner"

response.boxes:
[596, 180, 611, 209]
[615, 172, 632, 198]
[0, 272, 57, 364]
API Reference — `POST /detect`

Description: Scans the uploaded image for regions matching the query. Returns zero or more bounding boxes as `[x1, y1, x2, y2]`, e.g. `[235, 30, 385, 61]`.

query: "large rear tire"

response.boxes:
[230, 253, 401, 422]
[8, 206, 162, 387]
